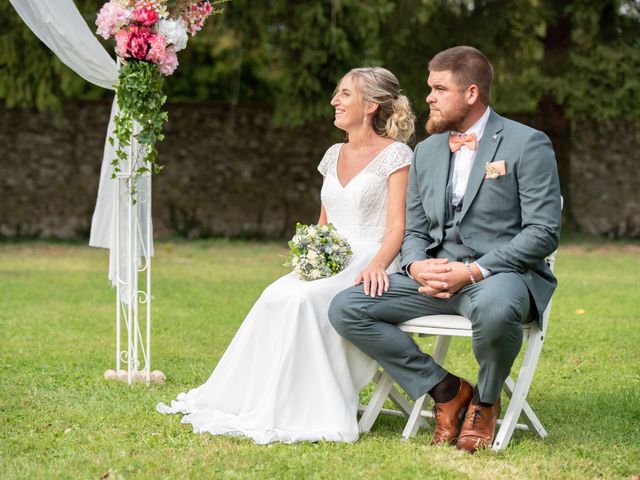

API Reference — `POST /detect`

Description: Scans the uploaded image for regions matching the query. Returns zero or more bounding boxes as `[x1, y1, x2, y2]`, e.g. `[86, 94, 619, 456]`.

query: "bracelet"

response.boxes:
[464, 261, 476, 284]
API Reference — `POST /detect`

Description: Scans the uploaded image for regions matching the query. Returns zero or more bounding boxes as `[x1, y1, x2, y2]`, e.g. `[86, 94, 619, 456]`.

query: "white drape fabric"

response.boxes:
[9, 0, 118, 88]
[10, 0, 153, 287]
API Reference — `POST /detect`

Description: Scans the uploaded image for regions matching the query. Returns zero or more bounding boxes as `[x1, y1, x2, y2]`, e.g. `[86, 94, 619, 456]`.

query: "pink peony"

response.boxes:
[133, 5, 158, 27]
[127, 26, 151, 59]
[146, 34, 166, 63]
[157, 46, 178, 75]
[115, 28, 132, 57]
[96, 2, 131, 39]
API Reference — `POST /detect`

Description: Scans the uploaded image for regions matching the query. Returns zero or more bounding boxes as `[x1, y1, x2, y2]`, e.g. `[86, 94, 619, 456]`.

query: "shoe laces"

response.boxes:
[468, 406, 487, 429]
[432, 404, 441, 421]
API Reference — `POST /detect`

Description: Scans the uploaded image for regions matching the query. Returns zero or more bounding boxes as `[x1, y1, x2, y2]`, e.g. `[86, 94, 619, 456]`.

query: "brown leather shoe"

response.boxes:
[430, 378, 473, 445]
[456, 399, 501, 453]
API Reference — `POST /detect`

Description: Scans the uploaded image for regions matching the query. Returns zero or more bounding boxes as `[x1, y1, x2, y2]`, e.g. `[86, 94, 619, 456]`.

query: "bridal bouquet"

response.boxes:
[95, 0, 224, 196]
[286, 223, 353, 281]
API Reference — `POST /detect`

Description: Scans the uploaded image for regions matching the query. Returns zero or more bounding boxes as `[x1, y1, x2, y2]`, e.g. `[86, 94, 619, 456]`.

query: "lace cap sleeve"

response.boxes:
[379, 143, 414, 178]
[317, 143, 341, 176]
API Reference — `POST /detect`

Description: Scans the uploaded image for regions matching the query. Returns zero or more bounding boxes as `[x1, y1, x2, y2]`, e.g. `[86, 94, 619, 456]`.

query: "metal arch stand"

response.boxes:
[104, 120, 164, 385]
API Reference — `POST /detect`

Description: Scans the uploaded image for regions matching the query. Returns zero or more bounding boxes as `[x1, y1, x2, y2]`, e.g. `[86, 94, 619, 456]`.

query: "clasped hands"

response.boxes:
[409, 258, 480, 298]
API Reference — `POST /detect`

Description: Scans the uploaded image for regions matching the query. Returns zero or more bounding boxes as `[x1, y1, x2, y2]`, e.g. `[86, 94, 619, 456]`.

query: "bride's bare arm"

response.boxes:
[318, 204, 328, 225]
[355, 166, 409, 297]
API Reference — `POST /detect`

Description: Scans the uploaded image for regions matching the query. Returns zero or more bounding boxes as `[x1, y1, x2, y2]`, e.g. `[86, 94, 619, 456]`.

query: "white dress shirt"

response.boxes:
[450, 107, 491, 206]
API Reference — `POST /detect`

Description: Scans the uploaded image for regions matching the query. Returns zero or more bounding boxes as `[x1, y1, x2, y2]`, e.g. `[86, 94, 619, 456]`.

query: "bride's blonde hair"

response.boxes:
[342, 67, 415, 144]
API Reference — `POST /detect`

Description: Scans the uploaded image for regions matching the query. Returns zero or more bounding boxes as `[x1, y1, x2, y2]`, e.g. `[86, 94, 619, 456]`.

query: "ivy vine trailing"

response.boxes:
[111, 60, 168, 198]
[95, 0, 223, 200]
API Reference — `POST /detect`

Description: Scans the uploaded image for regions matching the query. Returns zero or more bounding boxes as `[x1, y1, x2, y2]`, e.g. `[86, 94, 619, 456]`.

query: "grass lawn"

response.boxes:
[1, 237, 639, 479]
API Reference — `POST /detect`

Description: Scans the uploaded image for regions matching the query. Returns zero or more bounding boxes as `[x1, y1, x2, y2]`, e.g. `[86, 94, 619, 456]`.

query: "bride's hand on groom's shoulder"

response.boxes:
[355, 263, 389, 298]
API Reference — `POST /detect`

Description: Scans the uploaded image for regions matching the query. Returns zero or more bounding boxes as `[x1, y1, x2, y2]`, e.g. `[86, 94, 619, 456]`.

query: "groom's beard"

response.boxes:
[426, 102, 470, 134]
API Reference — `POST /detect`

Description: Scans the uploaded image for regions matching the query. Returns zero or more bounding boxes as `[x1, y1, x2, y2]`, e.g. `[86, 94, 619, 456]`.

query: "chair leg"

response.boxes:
[492, 332, 546, 450]
[359, 370, 395, 433]
[503, 377, 547, 439]
[397, 334, 451, 439]
[432, 335, 452, 366]
[401, 393, 431, 439]
[388, 385, 413, 418]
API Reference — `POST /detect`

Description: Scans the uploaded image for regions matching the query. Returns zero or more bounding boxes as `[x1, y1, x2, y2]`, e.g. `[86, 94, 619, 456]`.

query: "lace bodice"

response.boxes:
[318, 142, 413, 243]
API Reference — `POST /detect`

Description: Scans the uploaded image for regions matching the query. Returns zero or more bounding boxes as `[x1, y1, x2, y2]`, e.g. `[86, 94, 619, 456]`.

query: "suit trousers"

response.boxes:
[328, 271, 532, 403]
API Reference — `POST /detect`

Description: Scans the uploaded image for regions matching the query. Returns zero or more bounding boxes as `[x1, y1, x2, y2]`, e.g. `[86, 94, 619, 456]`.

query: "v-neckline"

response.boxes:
[335, 142, 397, 189]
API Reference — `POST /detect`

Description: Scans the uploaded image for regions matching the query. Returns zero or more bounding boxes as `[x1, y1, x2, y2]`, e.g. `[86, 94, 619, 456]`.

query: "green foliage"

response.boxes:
[0, 239, 639, 479]
[111, 61, 168, 197]
[0, 0, 109, 110]
[2, 0, 640, 128]
[165, 0, 396, 126]
[267, 0, 395, 126]
[379, 0, 640, 122]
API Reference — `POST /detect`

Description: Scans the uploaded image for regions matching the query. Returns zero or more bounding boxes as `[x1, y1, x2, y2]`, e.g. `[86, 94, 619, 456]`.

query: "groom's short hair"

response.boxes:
[429, 46, 494, 104]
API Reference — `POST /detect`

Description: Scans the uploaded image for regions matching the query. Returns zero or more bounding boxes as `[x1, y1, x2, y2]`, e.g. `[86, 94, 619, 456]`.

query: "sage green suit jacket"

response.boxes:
[401, 110, 562, 323]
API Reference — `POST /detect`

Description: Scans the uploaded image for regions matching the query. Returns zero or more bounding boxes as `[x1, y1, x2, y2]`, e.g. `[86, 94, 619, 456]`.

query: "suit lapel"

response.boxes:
[460, 111, 504, 219]
[431, 134, 452, 231]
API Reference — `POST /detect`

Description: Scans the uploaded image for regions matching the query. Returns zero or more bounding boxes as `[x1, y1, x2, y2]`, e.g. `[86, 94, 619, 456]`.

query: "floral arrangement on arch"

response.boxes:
[95, 0, 225, 196]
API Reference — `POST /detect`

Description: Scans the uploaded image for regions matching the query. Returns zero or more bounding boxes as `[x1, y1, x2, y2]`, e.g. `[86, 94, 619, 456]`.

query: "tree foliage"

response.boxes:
[2, 0, 639, 127]
[0, 1, 111, 110]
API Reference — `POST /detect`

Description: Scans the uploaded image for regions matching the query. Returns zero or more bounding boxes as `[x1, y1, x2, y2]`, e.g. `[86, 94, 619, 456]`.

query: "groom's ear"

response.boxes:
[465, 84, 480, 105]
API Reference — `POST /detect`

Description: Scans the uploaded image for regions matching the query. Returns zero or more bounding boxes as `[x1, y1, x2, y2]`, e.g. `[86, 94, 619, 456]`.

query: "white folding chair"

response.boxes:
[358, 249, 557, 451]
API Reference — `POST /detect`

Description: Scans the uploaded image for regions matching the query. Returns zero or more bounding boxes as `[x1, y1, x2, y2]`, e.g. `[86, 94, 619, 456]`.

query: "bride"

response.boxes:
[157, 67, 415, 443]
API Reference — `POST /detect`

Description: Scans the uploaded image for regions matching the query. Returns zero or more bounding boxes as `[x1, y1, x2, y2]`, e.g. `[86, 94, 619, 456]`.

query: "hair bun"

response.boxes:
[386, 94, 415, 143]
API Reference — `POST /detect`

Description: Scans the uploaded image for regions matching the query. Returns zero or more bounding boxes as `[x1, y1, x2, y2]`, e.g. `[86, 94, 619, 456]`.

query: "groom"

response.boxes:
[329, 46, 561, 452]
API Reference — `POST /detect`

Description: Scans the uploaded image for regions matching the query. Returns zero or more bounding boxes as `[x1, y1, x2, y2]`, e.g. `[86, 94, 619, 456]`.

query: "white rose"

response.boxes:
[307, 226, 317, 237]
[307, 250, 318, 262]
[157, 19, 188, 52]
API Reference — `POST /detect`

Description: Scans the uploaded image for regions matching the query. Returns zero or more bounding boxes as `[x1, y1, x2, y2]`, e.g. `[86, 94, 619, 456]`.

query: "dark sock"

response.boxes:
[472, 386, 494, 407]
[429, 373, 461, 404]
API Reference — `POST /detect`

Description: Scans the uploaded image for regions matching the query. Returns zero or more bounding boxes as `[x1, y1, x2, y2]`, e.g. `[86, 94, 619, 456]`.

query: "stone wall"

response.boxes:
[0, 100, 335, 239]
[570, 121, 640, 238]
[0, 101, 638, 239]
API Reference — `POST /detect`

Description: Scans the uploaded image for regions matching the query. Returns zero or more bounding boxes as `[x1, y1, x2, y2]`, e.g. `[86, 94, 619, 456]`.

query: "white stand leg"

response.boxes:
[104, 120, 163, 385]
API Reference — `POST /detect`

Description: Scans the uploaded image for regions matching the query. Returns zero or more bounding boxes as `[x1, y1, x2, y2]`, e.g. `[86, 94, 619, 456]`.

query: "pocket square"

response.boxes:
[485, 160, 506, 179]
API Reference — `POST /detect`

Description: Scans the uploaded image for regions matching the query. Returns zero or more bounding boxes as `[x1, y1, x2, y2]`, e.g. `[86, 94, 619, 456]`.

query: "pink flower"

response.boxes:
[157, 46, 178, 75]
[182, 1, 213, 35]
[146, 34, 166, 63]
[133, 5, 158, 27]
[128, 26, 151, 59]
[115, 28, 132, 57]
[96, 2, 131, 39]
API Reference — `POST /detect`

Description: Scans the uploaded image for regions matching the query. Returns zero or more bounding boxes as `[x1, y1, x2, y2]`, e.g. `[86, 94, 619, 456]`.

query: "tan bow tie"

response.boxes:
[449, 132, 478, 152]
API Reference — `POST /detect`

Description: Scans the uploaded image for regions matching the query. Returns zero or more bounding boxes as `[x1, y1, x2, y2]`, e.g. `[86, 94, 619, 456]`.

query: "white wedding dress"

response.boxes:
[157, 141, 413, 443]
